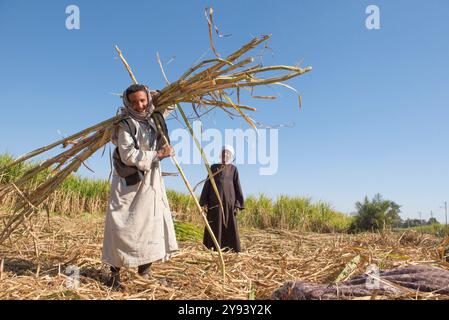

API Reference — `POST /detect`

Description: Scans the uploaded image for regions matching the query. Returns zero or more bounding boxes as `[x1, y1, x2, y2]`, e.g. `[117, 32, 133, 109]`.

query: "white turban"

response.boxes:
[221, 145, 235, 164]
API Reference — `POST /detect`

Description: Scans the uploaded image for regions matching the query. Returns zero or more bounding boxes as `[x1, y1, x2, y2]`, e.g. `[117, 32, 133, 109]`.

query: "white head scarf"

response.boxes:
[121, 84, 155, 122]
[111, 84, 156, 145]
[221, 145, 235, 164]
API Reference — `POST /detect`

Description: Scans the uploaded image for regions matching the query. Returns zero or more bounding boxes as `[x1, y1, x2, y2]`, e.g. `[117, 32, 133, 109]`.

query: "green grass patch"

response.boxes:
[174, 220, 203, 242]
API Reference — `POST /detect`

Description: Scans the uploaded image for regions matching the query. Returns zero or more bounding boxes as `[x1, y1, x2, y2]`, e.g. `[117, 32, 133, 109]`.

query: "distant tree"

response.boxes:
[350, 194, 401, 232]
[400, 218, 428, 228]
[402, 218, 421, 228]
[392, 216, 404, 228]
[427, 217, 439, 225]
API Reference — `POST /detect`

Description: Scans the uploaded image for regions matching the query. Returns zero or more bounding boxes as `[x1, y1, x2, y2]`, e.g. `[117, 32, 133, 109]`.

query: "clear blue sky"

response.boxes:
[1, 0, 448, 222]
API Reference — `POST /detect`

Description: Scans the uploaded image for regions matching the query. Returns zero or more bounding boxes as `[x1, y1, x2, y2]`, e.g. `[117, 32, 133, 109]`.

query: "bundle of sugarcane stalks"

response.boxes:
[0, 33, 311, 280]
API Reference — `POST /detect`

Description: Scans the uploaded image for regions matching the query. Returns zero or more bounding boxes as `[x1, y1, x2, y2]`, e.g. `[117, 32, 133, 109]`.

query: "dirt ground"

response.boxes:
[0, 213, 448, 300]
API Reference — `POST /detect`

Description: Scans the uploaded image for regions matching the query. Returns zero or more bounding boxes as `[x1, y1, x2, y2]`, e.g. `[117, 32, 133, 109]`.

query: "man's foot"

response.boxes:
[137, 263, 152, 280]
[107, 275, 124, 291]
[106, 267, 124, 292]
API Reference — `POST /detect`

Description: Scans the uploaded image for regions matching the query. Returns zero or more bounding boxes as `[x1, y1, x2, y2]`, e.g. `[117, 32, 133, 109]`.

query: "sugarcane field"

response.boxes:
[1, 1, 449, 309]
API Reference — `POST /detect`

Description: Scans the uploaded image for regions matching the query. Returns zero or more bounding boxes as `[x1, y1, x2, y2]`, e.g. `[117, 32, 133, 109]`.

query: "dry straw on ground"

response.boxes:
[0, 213, 448, 300]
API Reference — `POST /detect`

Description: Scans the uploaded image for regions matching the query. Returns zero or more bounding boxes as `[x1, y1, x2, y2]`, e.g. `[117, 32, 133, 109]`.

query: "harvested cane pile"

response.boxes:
[0, 33, 311, 248]
[0, 213, 448, 300]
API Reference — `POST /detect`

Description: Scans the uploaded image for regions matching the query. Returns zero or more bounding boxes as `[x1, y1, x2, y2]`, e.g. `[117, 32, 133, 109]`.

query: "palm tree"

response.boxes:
[350, 193, 401, 232]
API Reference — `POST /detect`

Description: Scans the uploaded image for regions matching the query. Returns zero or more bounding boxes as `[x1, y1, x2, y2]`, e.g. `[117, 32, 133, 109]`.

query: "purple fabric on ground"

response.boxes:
[272, 265, 449, 300]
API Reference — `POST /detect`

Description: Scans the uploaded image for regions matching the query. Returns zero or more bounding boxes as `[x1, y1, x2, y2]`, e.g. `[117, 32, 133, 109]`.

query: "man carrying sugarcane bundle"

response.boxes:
[101, 84, 178, 290]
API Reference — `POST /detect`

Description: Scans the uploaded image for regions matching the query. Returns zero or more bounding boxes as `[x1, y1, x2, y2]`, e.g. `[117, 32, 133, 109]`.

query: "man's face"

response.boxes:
[222, 150, 232, 164]
[128, 91, 148, 113]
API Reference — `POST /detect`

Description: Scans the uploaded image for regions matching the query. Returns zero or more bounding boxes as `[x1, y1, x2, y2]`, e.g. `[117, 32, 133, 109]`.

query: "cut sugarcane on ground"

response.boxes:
[0, 212, 448, 300]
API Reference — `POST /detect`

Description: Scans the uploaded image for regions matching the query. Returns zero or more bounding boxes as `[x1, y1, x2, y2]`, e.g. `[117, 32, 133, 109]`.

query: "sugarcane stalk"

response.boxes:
[0, 128, 105, 199]
[155, 116, 227, 282]
[0, 128, 111, 244]
[192, 165, 226, 193]
[214, 57, 254, 78]
[223, 93, 257, 129]
[205, 35, 271, 76]
[156, 53, 226, 230]
[179, 35, 269, 86]
[0, 116, 118, 174]
[176, 105, 228, 226]
[184, 99, 256, 111]
[180, 58, 232, 80]
[115, 45, 138, 84]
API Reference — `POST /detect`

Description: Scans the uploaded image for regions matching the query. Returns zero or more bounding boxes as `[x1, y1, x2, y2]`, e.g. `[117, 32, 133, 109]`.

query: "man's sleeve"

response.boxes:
[117, 127, 158, 172]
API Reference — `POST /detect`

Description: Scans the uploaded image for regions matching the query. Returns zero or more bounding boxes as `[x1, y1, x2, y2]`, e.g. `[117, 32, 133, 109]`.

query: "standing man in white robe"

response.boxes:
[102, 84, 178, 290]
